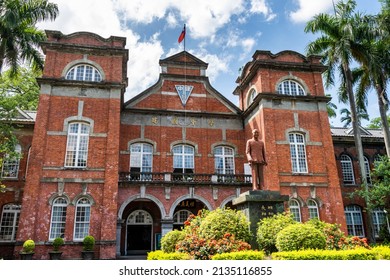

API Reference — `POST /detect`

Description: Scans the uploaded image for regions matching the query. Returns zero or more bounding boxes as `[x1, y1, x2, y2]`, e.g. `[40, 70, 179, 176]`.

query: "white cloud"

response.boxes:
[250, 0, 276, 21]
[289, 0, 337, 23]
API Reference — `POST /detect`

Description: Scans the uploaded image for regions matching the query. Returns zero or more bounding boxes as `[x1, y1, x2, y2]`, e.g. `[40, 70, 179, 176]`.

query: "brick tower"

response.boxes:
[234, 51, 347, 229]
[16, 31, 128, 259]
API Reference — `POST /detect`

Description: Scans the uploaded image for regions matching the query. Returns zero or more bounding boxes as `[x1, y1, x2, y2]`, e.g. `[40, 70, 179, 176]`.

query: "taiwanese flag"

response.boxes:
[178, 24, 186, 43]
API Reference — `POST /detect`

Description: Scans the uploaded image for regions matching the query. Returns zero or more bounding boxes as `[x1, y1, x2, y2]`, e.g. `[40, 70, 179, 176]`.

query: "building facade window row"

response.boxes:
[338, 154, 383, 185]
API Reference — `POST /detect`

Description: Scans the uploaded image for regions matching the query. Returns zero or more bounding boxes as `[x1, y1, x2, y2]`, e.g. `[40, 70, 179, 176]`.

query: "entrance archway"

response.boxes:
[126, 210, 153, 254]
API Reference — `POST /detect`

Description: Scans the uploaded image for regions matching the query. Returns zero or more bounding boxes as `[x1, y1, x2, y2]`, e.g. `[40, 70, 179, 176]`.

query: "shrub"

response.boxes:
[371, 245, 390, 260]
[176, 233, 251, 260]
[272, 248, 377, 260]
[147, 250, 190, 260]
[276, 223, 326, 251]
[82, 235, 95, 251]
[305, 219, 346, 250]
[212, 250, 265, 260]
[256, 212, 296, 254]
[198, 208, 251, 242]
[22, 239, 35, 253]
[52, 237, 64, 251]
[161, 230, 185, 253]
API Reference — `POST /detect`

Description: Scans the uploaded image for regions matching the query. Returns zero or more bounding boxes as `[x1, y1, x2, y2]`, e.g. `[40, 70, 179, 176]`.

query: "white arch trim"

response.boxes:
[118, 193, 167, 219]
[219, 195, 237, 208]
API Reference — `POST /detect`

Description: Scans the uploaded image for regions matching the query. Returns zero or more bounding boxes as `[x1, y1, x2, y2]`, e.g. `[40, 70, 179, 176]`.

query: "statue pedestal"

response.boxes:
[233, 190, 289, 250]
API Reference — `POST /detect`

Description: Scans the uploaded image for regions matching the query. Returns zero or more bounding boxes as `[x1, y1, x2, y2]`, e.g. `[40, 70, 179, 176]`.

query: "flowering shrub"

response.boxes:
[340, 236, 370, 250]
[276, 223, 326, 251]
[176, 233, 251, 260]
[306, 219, 346, 250]
[161, 230, 185, 253]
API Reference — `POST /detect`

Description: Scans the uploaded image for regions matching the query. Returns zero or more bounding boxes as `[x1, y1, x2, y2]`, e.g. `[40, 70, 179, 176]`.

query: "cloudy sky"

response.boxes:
[37, 0, 383, 127]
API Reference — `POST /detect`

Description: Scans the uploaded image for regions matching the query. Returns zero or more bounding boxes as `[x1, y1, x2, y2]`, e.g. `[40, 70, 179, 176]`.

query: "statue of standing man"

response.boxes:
[246, 129, 267, 190]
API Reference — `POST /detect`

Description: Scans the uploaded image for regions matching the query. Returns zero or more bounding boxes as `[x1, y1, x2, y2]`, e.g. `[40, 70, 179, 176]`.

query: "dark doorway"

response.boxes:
[127, 225, 152, 252]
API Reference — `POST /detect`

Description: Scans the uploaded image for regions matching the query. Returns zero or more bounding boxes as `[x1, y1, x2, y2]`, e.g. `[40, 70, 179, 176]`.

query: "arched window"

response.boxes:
[127, 210, 153, 225]
[307, 199, 319, 220]
[173, 145, 194, 174]
[1, 144, 21, 178]
[247, 88, 257, 107]
[344, 205, 364, 237]
[340, 155, 355, 185]
[364, 156, 371, 184]
[277, 80, 305, 96]
[65, 64, 102, 82]
[289, 199, 301, 222]
[73, 197, 91, 240]
[173, 210, 192, 225]
[49, 197, 68, 240]
[130, 143, 153, 181]
[0, 204, 21, 241]
[65, 122, 90, 168]
[289, 133, 308, 173]
[372, 208, 389, 237]
[214, 146, 235, 175]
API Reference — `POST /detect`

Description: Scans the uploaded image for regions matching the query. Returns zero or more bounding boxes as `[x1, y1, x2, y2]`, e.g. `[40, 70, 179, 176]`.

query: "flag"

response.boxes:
[178, 24, 186, 43]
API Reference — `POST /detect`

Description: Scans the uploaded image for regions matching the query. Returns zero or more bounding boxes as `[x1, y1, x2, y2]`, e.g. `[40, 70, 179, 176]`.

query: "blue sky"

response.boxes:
[38, 0, 383, 127]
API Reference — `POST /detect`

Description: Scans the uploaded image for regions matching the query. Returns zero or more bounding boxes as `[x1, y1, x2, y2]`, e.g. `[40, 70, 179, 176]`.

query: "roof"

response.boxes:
[331, 126, 384, 138]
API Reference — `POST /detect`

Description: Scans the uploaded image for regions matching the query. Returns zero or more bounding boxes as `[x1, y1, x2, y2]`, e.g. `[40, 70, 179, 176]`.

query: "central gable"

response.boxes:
[124, 51, 240, 115]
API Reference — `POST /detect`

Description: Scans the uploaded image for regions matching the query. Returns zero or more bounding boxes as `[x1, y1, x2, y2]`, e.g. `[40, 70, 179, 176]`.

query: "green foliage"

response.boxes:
[198, 208, 251, 242]
[82, 235, 95, 251]
[176, 232, 251, 260]
[52, 237, 64, 251]
[147, 250, 190, 260]
[305, 219, 346, 250]
[272, 248, 378, 260]
[275, 223, 326, 252]
[161, 230, 185, 253]
[211, 250, 265, 260]
[256, 212, 296, 254]
[367, 116, 390, 128]
[371, 245, 390, 260]
[22, 239, 35, 253]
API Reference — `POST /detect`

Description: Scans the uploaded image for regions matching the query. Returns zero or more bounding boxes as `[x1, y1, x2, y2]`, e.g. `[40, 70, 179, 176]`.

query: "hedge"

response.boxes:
[371, 246, 390, 260]
[272, 248, 378, 260]
[147, 250, 190, 260]
[211, 250, 265, 260]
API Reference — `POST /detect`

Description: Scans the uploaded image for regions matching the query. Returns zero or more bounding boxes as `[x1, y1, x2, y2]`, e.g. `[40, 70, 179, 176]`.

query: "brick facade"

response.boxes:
[0, 31, 387, 259]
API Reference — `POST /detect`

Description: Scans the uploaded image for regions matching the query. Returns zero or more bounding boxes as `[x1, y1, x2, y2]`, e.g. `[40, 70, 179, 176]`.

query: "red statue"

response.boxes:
[246, 129, 267, 190]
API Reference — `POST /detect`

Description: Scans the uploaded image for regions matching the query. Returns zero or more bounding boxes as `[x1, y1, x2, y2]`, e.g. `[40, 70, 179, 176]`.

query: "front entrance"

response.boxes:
[126, 210, 153, 255]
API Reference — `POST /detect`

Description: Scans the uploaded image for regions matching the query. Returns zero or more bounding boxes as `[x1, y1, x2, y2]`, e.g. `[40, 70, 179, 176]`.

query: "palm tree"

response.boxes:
[305, 0, 374, 242]
[354, 1, 390, 156]
[340, 107, 369, 128]
[326, 94, 338, 119]
[0, 0, 58, 76]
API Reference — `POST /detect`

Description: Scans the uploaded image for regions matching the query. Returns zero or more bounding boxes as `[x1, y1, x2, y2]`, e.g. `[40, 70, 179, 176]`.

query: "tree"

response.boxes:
[0, 67, 40, 192]
[339, 107, 369, 128]
[0, 0, 58, 76]
[326, 94, 338, 119]
[367, 115, 390, 128]
[305, 0, 374, 242]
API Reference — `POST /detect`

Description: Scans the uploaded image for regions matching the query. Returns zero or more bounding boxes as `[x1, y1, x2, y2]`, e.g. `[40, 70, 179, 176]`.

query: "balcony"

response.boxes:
[119, 172, 252, 186]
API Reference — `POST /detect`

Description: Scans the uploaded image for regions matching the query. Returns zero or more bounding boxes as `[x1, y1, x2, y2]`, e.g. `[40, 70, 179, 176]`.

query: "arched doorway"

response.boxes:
[126, 210, 153, 254]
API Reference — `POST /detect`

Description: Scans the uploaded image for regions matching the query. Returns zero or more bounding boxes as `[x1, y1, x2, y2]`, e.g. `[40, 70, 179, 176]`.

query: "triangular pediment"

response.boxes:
[346, 126, 372, 136]
[159, 51, 208, 68]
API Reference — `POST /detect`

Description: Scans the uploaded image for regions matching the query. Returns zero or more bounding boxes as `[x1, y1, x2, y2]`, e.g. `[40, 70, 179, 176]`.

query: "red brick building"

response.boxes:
[0, 31, 387, 259]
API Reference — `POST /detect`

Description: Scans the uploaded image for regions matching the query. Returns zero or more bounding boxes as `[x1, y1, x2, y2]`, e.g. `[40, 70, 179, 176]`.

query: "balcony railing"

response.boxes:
[119, 172, 252, 186]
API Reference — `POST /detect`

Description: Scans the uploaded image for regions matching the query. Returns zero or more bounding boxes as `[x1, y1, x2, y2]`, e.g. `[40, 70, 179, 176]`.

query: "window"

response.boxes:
[307, 199, 319, 220]
[1, 144, 21, 178]
[173, 210, 192, 225]
[277, 80, 305, 96]
[364, 156, 371, 184]
[127, 210, 153, 225]
[65, 64, 102, 82]
[289, 133, 308, 173]
[65, 123, 90, 168]
[372, 208, 389, 237]
[49, 197, 68, 240]
[247, 89, 257, 106]
[345, 205, 365, 237]
[340, 155, 355, 185]
[289, 199, 301, 222]
[73, 197, 91, 240]
[173, 145, 194, 174]
[214, 146, 235, 174]
[130, 143, 153, 180]
[0, 204, 21, 241]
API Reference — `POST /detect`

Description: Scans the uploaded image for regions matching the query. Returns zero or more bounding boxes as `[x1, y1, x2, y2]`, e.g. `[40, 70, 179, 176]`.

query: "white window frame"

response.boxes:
[340, 154, 355, 185]
[65, 64, 102, 82]
[289, 199, 301, 222]
[364, 156, 372, 185]
[130, 143, 153, 173]
[345, 205, 365, 237]
[173, 210, 192, 225]
[277, 80, 306, 96]
[247, 88, 257, 107]
[0, 204, 21, 241]
[49, 197, 68, 240]
[173, 144, 194, 173]
[73, 197, 91, 241]
[307, 199, 319, 220]
[372, 208, 389, 238]
[1, 144, 21, 178]
[214, 146, 235, 175]
[289, 133, 308, 173]
[65, 123, 90, 168]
